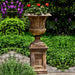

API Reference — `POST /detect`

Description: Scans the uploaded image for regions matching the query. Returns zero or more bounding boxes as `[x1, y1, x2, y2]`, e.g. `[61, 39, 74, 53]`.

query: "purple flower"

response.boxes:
[11, 2, 13, 4]
[10, 5, 14, 9]
[2, 2, 6, 7]
[55, 18, 58, 22]
[8, 6, 10, 9]
[18, 8, 20, 11]
[18, 5, 20, 7]
[14, 6, 16, 9]
[4, 8, 7, 11]
[3, 2, 5, 5]
[21, 8, 23, 11]
[19, 2, 21, 5]
[16, 0, 19, 3]
[4, 4, 6, 7]
[19, 11, 22, 14]
[21, 4, 24, 7]
[18, 2, 22, 7]
[1, 8, 3, 11]
[5, 0, 8, 3]
[68, 18, 71, 22]
[2, 11, 5, 14]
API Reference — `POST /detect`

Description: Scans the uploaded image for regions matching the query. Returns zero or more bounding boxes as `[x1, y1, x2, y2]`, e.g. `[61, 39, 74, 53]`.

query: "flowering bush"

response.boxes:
[0, 0, 24, 18]
[25, 3, 50, 15]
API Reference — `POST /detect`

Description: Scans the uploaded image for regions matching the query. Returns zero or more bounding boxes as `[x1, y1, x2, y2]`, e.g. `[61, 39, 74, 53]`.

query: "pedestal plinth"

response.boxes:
[29, 35, 48, 74]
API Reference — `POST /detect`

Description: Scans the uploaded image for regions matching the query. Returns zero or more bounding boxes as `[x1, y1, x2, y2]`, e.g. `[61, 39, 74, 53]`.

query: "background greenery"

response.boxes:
[0, 0, 75, 34]
[0, 0, 75, 71]
[0, 32, 75, 71]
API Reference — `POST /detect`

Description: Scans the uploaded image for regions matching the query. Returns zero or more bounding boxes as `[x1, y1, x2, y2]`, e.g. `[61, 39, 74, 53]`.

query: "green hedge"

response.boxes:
[0, 33, 34, 56]
[41, 33, 75, 71]
[0, 32, 75, 71]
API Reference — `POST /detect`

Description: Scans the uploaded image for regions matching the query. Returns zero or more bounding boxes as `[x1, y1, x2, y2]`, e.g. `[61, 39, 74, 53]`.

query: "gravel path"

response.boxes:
[0, 51, 75, 75]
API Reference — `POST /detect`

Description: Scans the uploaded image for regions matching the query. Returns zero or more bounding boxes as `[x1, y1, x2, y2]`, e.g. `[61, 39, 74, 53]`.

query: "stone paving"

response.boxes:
[0, 51, 75, 75]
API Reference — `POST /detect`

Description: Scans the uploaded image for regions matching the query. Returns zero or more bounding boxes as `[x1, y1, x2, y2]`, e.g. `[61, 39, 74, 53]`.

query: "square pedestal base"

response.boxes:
[29, 39, 48, 74]
[34, 69, 48, 74]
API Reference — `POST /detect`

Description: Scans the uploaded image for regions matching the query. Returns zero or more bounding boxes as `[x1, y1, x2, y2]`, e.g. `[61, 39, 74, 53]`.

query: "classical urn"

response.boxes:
[24, 13, 52, 74]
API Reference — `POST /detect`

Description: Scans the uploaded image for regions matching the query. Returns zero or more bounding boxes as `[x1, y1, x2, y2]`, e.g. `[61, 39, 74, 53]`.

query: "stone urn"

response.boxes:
[24, 13, 52, 74]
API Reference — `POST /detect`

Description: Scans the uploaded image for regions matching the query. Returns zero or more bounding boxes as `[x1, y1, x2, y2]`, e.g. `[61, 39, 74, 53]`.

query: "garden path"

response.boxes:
[0, 51, 75, 75]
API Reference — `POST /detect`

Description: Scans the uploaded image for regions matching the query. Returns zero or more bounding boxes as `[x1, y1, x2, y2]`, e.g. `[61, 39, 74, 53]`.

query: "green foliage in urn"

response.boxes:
[25, 3, 50, 15]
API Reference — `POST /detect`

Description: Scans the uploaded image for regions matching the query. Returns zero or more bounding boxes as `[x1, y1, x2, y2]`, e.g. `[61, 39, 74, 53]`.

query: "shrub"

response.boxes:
[0, 56, 36, 75]
[0, 34, 34, 56]
[41, 33, 75, 71]
[0, 17, 25, 36]
[0, 32, 75, 71]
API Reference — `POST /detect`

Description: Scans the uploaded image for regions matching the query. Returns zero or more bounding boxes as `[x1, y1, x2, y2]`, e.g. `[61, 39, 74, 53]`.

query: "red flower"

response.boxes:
[27, 4, 31, 7]
[45, 3, 49, 7]
[37, 3, 41, 7]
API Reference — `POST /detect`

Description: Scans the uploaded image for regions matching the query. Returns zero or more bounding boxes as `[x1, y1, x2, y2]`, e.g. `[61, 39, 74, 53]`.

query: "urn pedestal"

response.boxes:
[24, 13, 52, 74]
[29, 35, 48, 74]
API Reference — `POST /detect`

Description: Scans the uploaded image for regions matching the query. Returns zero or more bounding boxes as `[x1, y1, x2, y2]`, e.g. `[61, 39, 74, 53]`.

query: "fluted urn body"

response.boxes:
[29, 16, 47, 35]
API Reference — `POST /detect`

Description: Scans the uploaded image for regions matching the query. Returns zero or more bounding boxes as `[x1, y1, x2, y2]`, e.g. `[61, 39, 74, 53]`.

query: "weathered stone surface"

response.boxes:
[29, 16, 47, 35]
[29, 36, 48, 74]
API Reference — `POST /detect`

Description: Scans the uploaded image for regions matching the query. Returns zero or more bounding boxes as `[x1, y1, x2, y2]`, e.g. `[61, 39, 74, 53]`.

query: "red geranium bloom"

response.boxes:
[45, 3, 49, 7]
[27, 4, 31, 7]
[37, 3, 41, 7]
